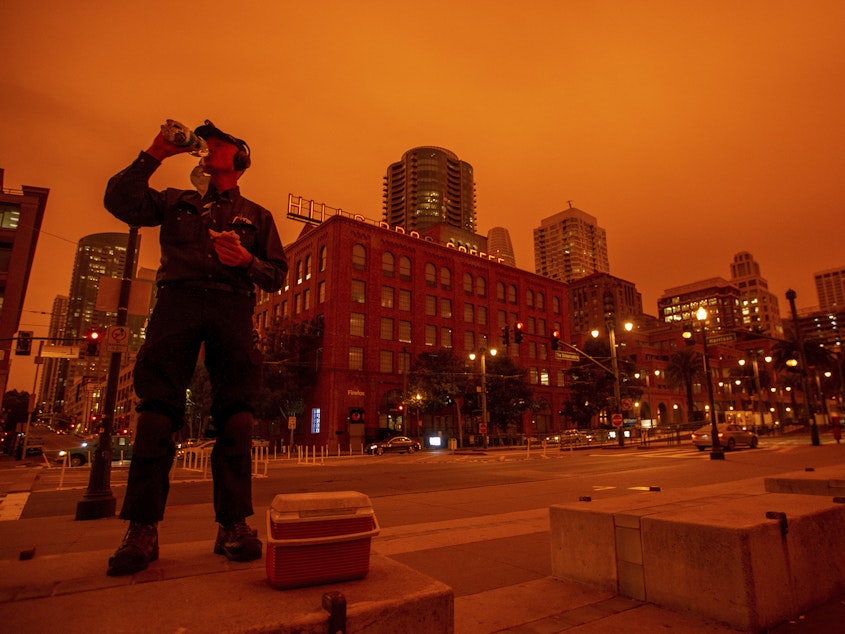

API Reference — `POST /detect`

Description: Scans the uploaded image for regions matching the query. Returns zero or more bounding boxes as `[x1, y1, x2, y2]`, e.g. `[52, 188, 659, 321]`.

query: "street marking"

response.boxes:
[0, 492, 30, 522]
[592, 486, 616, 491]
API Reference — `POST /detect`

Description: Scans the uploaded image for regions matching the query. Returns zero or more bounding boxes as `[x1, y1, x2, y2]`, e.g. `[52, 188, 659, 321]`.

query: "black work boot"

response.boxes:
[214, 520, 262, 562]
[107, 522, 159, 576]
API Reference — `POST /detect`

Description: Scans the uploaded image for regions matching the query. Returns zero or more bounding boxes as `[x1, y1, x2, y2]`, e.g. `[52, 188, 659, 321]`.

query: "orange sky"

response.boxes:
[2, 1, 844, 391]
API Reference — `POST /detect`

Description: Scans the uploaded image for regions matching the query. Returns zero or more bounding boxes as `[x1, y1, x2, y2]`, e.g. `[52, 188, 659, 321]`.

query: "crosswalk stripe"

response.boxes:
[0, 492, 30, 522]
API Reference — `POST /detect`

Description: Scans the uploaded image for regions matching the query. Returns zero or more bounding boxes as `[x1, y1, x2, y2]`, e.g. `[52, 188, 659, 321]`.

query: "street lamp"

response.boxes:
[738, 352, 771, 434]
[692, 306, 724, 460]
[469, 347, 497, 449]
[785, 289, 820, 445]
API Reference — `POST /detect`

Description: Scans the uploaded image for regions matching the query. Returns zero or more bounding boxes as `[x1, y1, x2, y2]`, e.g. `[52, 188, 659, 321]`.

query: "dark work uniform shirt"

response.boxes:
[104, 151, 288, 293]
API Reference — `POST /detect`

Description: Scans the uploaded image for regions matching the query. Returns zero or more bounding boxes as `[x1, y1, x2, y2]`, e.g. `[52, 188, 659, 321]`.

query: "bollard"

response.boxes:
[765, 511, 789, 536]
[322, 590, 346, 634]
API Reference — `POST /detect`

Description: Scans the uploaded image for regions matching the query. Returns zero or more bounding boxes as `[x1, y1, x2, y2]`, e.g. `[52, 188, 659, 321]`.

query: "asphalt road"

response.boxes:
[8, 430, 842, 527]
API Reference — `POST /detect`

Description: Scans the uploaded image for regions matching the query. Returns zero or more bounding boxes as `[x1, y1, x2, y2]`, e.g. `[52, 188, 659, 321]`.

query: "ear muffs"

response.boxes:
[233, 140, 251, 171]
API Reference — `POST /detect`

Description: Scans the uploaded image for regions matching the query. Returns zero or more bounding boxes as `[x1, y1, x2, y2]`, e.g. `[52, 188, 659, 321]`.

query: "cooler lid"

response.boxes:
[269, 490, 373, 519]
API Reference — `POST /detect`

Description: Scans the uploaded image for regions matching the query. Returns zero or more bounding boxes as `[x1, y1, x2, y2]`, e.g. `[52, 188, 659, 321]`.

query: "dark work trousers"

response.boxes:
[120, 285, 261, 525]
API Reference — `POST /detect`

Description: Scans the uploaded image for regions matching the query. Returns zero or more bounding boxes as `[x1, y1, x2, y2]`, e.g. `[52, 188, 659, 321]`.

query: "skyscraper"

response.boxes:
[52, 232, 141, 416]
[37, 294, 69, 420]
[533, 205, 610, 283]
[814, 265, 845, 311]
[729, 251, 783, 337]
[383, 146, 476, 234]
[486, 227, 516, 267]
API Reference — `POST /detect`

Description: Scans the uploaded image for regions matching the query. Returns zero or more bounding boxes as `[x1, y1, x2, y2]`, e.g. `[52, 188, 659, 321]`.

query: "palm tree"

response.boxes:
[664, 348, 702, 423]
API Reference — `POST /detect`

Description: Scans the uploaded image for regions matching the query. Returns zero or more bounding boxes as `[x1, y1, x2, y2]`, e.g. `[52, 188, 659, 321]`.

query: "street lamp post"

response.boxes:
[469, 348, 497, 449]
[786, 289, 820, 445]
[739, 352, 770, 434]
[696, 307, 724, 460]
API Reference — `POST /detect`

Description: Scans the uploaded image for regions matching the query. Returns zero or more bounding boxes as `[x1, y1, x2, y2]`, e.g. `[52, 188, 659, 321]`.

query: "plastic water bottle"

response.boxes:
[160, 119, 208, 157]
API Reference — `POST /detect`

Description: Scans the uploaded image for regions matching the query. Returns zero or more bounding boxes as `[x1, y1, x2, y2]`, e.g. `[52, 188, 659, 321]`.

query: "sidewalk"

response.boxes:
[1, 456, 843, 632]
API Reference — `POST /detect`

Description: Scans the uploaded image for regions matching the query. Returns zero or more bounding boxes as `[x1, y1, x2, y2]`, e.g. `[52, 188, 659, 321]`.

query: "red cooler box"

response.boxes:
[266, 490, 380, 589]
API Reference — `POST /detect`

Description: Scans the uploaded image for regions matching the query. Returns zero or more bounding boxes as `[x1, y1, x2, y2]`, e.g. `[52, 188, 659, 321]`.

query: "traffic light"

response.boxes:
[15, 331, 33, 356]
[514, 321, 524, 344]
[501, 326, 510, 345]
[551, 329, 560, 351]
[682, 324, 695, 346]
[85, 329, 101, 356]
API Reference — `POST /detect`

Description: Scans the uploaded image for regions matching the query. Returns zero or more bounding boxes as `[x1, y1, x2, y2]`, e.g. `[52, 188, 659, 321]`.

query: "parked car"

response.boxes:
[558, 429, 591, 448]
[691, 423, 758, 451]
[367, 436, 421, 455]
[53, 435, 133, 467]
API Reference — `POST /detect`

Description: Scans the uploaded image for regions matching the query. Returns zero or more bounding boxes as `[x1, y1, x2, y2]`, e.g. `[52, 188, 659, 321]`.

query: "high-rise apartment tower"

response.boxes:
[534, 205, 610, 283]
[383, 147, 476, 234]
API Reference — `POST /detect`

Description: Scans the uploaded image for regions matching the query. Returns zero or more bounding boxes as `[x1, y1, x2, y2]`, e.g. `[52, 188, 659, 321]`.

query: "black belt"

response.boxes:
[158, 281, 254, 297]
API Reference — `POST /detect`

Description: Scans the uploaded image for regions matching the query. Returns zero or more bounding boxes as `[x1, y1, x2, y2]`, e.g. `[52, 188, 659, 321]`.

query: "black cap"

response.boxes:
[194, 120, 248, 153]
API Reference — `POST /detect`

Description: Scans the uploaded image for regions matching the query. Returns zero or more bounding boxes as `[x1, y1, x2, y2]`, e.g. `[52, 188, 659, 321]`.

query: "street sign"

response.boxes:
[287, 416, 297, 430]
[40, 345, 80, 358]
[611, 413, 623, 427]
[106, 325, 130, 352]
[621, 398, 633, 411]
[478, 423, 488, 434]
[556, 350, 580, 362]
[706, 333, 736, 345]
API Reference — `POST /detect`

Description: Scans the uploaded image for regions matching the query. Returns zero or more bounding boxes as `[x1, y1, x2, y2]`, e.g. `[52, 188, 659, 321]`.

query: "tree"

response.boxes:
[664, 348, 702, 422]
[255, 317, 322, 440]
[561, 338, 641, 429]
[2, 390, 30, 454]
[478, 354, 533, 435]
[406, 349, 471, 444]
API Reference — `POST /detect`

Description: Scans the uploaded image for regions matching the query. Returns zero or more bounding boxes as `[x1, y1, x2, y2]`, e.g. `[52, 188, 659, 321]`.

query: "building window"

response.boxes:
[529, 341, 537, 359]
[539, 368, 550, 386]
[294, 293, 302, 314]
[526, 289, 534, 308]
[463, 273, 473, 295]
[350, 312, 365, 337]
[380, 317, 394, 340]
[508, 284, 517, 304]
[425, 295, 437, 316]
[318, 281, 326, 303]
[536, 292, 545, 311]
[304, 254, 312, 280]
[463, 303, 474, 323]
[557, 369, 566, 386]
[425, 263, 437, 287]
[441, 327, 453, 348]
[399, 256, 412, 281]
[464, 330, 475, 352]
[497, 282, 506, 302]
[476, 276, 486, 298]
[399, 289, 412, 311]
[553, 296, 561, 314]
[380, 350, 393, 373]
[425, 324, 437, 346]
[399, 350, 411, 373]
[381, 285, 394, 308]
[303, 288, 311, 310]
[538, 317, 546, 336]
[498, 309, 507, 328]
[351, 279, 365, 303]
[349, 347, 364, 370]
[440, 267, 452, 290]
[296, 260, 303, 284]
[440, 298, 452, 319]
[398, 320, 412, 343]
[477, 306, 487, 326]
[352, 244, 366, 270]
[382, 252, 395, 277]
[528, 367, 539, 384]
[319, 245, 327, 272]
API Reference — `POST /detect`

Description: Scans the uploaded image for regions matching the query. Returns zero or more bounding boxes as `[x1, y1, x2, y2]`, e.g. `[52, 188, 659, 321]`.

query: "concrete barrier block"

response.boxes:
[764, 465, 845, 497]
[642, 494, 845, 631]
